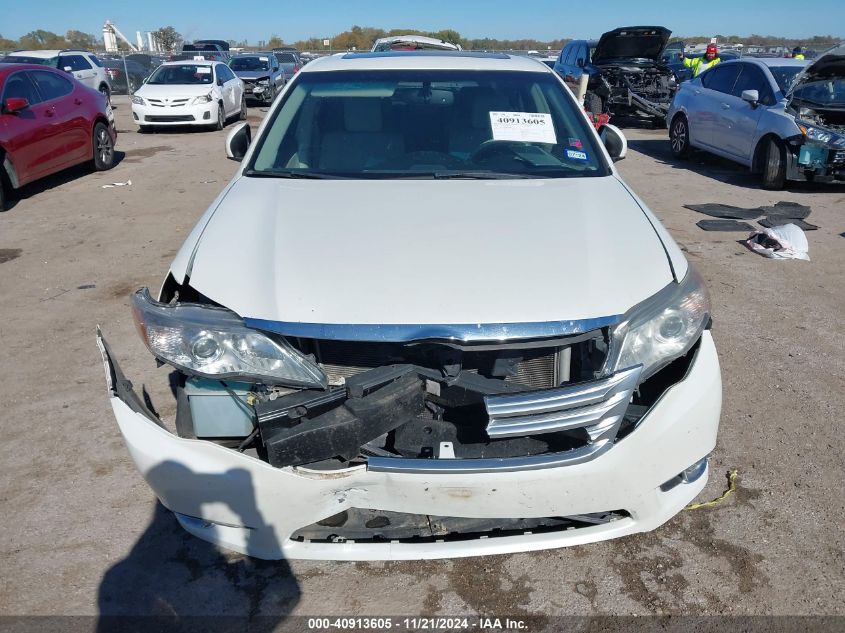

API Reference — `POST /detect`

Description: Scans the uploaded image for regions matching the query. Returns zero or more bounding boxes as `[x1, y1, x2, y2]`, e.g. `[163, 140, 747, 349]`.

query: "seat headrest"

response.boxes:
[463, 88, 509, 129]
[344, 98, 383, 132]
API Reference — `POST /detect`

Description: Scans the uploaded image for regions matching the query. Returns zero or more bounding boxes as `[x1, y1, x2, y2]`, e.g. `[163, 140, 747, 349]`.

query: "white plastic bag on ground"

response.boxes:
[744, 223, 810, 261]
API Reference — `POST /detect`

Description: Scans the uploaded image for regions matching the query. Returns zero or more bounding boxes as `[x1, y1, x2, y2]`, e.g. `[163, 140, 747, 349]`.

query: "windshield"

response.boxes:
[249, 69, 610, 179]
[769, 66, 803, 93]
[792, 78, 845, 106]
[2, 55, 58, 67]
[147, 64, 213, 85]
[231, 56, 270, 72]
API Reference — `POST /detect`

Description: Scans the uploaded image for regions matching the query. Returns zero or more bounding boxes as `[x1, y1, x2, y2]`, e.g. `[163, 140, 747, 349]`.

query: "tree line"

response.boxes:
[1, 26, 840, 54]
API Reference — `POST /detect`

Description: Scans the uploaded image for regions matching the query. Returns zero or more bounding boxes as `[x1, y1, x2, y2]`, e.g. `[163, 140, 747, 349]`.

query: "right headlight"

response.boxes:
[130, 95, 145, 105]
[131, 288, 327, 389]
[608, 267, 710, 381]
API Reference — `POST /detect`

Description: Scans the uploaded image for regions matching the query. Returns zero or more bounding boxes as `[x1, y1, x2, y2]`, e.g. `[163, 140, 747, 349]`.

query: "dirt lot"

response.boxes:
[1, 97, 843, 621]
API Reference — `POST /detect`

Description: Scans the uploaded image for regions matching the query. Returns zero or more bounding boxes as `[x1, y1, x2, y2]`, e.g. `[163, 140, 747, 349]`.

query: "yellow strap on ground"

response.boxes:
[685, 469, 738, 510]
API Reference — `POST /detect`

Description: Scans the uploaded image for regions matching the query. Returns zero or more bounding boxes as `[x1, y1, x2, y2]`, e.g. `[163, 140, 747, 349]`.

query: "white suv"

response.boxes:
[1, 49, 111, 99]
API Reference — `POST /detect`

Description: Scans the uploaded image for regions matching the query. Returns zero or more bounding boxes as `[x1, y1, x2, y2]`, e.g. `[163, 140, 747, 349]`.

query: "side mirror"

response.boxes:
[4, 97, 30, 113]
[217, 77, 224, 87]
[599, 123, 627, 162]
[741, 89, 759, 105]
[226, 122, 251, 162]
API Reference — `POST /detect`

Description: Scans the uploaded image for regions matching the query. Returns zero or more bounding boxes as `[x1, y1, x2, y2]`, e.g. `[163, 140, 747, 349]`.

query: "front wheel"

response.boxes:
[239, 95, 247, 120]
[669, 114, 692, 158]
[99, 84, 111, 105]
[92, 122, 116, 171]
[213, 104, 225, 131]
[762, 138, 786, 190]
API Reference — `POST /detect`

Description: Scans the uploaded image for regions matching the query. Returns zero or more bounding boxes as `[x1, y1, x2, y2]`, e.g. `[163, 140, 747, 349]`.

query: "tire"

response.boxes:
[213, 104, 224, 131]
[584, 92, 602, 115]
[762, 138, 786, 190]
[92, 122, 116, 171]
[0, 176, 5, 212]
[239, 95, 247, 120]
[99, 84, 111, 105]
[138, 125, 152, 134]
[669, 114, 692, 158]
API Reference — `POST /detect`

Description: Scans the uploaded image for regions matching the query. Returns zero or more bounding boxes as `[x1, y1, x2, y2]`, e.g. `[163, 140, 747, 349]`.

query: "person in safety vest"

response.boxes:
[683, 44, 721, 77]
[792, 47, 805, 60]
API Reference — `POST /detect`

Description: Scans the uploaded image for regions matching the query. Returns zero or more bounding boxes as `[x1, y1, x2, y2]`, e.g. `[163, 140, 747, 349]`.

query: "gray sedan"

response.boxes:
[667, 51, 845, 189]
[229, 53, 286, 104]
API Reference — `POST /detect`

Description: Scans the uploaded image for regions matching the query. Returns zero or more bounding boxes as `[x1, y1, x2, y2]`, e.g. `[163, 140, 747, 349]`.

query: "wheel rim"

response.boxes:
[97, 128, 113, 165]
[671, 120, 686, 153]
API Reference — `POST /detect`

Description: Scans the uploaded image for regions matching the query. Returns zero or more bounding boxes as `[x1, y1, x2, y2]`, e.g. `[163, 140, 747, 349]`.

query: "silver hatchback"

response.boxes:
[667, 48, 845, 189]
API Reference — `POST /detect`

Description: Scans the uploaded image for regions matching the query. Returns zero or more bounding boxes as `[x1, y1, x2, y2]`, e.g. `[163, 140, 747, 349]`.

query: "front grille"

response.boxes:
[311, 340, 560, 390]
[832, 150, 845, 165]
[145, 115, 195, 122]
[147, 98, 190, 108]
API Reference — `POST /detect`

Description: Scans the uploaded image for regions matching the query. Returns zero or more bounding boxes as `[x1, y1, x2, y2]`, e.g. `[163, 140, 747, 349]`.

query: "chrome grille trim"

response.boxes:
[484, 365, 641, 439]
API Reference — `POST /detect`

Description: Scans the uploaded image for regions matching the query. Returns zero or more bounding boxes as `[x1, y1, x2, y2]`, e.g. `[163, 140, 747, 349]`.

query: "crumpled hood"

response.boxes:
[593, 26, 671, 64]
[135, 83, 214, 99]
[787, 43, 845, 96]
[184, 177, 675, 326]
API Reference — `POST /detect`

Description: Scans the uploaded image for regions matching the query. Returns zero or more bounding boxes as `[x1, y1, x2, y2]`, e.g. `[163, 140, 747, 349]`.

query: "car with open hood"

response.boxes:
[99, 51, 721, 561]
[667, 45, 845, 188]
[553, 26, 676, 120]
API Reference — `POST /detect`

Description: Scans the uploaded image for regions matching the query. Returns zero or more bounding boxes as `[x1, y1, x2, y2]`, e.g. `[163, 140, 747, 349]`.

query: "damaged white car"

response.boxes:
[99, 51, 722, 561]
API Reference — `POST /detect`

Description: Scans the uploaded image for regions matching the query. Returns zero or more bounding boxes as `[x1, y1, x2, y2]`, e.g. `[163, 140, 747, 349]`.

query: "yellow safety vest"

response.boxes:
[684, 56, 721, 77]
[793, 53, 805, 60]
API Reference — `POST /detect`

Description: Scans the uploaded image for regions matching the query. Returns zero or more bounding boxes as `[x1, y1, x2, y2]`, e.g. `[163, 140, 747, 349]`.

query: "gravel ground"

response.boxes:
[0, 97, 843, 621]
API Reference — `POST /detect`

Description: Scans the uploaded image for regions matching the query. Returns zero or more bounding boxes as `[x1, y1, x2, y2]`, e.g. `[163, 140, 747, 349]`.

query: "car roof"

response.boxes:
[6, 49, 88, 57]
[718, 58, 808, 70]
[0, 62, 65, 75]
[301, 51, 553, 73]
[159, 59, 222, 66]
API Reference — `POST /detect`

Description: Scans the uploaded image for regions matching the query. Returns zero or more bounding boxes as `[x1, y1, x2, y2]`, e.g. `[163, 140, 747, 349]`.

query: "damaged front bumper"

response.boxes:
[97, 330, 721, 561]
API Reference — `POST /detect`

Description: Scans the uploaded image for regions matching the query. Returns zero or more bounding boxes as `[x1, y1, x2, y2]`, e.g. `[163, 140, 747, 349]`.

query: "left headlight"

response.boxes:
[608, 267, 710, 381]
[131, 288, 327, 389]
[191, 93, 213, 105]
[130, 95, 145, 105]
[258, 77, 270, 85]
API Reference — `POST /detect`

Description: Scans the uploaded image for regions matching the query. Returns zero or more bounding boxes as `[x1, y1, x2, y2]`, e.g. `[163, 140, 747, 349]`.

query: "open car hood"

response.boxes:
[593, 26, 671, 64]
[182, 177, 674, 328]
[787, 43, 845, 97]
[371, 36, 462, 52]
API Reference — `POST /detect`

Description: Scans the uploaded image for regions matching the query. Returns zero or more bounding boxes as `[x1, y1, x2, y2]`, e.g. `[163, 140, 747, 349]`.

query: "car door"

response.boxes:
[271, 58, 284, 89]
[552, 44, 570, 82]
[59, 54, 97, 90]
[721, 64, 773, 162]
[28, 70, 90, 167]
[568, 43, 589, 92]
[0, 70, 54, 185]
[219, 65, 240, 114]
[687, 64, 741, 152]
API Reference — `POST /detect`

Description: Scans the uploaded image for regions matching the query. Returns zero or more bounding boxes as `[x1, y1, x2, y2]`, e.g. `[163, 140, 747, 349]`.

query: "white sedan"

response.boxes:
[102, 51, 721, 560]
[130, 60, 245, 132]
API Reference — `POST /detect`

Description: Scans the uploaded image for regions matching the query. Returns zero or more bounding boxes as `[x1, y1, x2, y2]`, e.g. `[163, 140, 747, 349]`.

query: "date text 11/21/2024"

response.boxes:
[306, 617, 528, 630]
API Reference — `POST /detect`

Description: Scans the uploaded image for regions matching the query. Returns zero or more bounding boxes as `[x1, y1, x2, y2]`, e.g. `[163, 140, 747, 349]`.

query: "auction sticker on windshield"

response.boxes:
[196, 67, 211, 74]
[489, 112, 557, 144]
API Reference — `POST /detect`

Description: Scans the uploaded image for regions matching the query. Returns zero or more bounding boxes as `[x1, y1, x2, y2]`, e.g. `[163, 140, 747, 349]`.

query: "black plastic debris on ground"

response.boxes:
[759, 217, 818, 231]
[696, 219, 756, 232]
[683, 204, 761, 220]
[758, 201, 812, 220]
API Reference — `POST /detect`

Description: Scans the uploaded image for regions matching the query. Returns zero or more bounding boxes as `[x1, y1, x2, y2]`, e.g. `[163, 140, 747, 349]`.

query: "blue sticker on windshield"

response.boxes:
[566, 149, 588, 161]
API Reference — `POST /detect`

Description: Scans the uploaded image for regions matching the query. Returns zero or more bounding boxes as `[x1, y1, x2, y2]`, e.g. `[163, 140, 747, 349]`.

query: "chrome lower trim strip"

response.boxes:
[243, 315, 620, 344]
[366, 440, 611, 474]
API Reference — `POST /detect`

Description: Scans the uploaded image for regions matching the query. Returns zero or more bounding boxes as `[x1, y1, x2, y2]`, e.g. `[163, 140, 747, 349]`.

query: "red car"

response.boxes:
[0, 63, 117, 209]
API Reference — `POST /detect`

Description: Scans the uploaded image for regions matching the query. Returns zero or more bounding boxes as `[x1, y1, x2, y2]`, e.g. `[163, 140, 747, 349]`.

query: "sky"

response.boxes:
[3, 0, 844, 43]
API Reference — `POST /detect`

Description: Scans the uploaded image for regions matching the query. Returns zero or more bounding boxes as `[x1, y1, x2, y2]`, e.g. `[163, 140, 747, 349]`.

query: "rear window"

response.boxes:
[2, 55, 58, 67]
[274, 53, 298, 63]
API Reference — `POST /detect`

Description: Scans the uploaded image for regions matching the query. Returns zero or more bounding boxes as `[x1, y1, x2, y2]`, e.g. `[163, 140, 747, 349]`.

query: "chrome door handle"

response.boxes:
[721, 103, 730, 109]
[693, 89, 701, 95]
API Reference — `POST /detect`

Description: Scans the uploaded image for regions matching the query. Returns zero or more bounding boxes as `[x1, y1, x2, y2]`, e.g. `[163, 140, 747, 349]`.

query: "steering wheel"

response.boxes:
[469, 139, 533, 162]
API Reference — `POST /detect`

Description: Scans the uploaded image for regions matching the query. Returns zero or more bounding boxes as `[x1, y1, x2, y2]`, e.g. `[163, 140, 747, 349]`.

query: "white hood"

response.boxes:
[135, 83, 215, 100]
[184, 176, 674, 326]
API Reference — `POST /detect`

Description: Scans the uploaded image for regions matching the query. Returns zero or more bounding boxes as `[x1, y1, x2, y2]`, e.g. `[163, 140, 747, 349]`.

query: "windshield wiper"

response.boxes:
[432, 171, 537, 179]
[245, 169, 350, 179]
